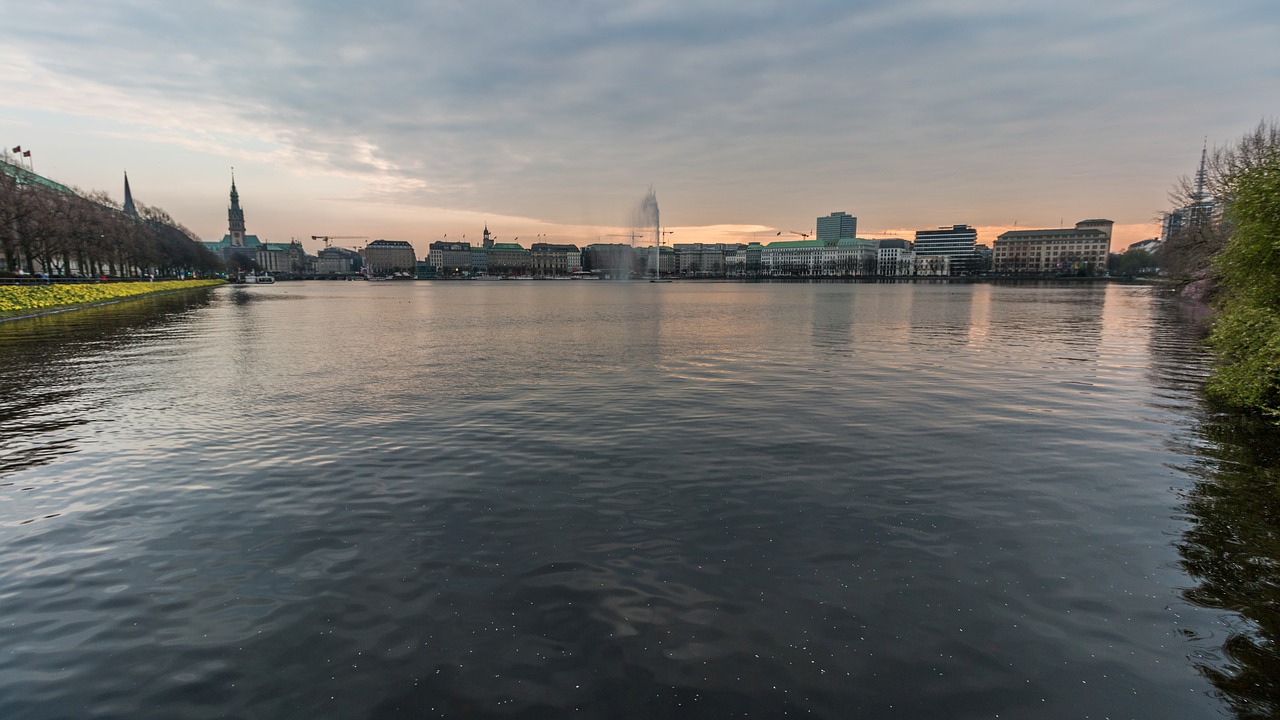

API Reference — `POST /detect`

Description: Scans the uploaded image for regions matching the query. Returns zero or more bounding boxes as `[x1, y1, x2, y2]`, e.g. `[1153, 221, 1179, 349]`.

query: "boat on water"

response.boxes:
[240, 273, 275, 284]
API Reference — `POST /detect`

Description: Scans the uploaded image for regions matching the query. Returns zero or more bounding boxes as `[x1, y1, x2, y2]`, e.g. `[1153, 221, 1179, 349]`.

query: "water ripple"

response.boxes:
[0, 282, 1234, 719]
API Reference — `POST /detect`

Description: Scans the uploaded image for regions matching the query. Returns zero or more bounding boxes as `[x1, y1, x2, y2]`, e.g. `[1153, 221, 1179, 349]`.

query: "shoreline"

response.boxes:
[0, 280, 226, 323]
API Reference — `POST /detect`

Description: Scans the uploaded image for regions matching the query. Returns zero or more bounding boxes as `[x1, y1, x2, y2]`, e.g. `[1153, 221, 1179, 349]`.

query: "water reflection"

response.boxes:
[0, 291, 215, 479]
[810, 287, 855, 353]
[1177, 413, 1280, 718]
[2, 281, 1269, 718]
[908, 283, 973, 348]
[1138, 291, 1280, 718]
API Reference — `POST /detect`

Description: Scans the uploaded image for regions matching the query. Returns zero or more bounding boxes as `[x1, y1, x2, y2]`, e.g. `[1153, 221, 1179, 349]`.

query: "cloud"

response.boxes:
[3, 0, 1278, 239]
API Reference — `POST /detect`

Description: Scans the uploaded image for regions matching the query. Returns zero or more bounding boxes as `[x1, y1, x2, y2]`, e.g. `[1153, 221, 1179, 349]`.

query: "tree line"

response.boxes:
[0, 166, 223, 279]
[1157, 120, 1280, 416]
[1158, 121, 1280, 283]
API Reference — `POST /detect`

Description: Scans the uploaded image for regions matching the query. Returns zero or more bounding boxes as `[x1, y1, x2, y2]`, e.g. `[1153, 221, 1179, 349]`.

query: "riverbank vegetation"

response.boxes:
[0, 161, 223, 279]
[0, 279, 224, 318]
[1204, 147, 1280, 415]
[1160, 121, 1280, 417]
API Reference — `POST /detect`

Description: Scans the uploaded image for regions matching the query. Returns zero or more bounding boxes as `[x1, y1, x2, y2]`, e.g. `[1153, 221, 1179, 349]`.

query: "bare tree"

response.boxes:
[1159, 119, 1280, 284]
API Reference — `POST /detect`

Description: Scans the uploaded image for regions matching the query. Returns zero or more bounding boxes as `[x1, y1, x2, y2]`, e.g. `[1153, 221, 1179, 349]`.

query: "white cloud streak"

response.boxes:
[2, 0, 1278, 246]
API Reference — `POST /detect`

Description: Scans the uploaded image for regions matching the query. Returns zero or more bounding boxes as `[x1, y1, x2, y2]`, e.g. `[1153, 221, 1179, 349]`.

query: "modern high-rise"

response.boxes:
[913, 224, 978, 275]
[816, 212, 857, 245]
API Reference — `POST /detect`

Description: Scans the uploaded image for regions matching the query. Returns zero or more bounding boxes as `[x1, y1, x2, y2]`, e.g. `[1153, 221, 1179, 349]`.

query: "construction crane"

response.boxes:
[311, 235, 368, 248]
[781, 230, 810, 240]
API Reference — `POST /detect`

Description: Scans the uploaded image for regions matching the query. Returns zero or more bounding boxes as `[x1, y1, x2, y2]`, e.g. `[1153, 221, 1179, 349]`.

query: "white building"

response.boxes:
[875, 239, 914, 276]
[914, 255, 951, 276]
[760, 238, 876, 277]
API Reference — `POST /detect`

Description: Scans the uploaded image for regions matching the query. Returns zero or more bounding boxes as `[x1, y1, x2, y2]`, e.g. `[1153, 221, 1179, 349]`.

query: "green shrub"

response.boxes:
[1207, 152, 1280, 415]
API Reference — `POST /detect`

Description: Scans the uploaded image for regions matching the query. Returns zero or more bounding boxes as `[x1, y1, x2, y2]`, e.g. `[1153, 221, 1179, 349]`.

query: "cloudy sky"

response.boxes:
[2, 1, 1277, 253]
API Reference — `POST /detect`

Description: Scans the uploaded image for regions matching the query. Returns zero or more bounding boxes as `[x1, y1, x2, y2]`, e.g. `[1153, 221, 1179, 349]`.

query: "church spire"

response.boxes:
[122, 171, 137, 217]
[228, 170, 246, 247]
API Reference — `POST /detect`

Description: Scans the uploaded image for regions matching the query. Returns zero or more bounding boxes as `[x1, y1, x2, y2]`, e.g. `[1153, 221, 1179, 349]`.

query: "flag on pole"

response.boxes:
[22, 151, 31, 157]
[11, 146, 20, 153]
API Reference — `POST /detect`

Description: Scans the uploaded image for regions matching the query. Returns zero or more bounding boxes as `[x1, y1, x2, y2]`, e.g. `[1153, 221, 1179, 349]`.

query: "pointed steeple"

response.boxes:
[122, 171, 137, 217]
[228, 170, 246, 247]
[1192, 138, 1208, 203]
[1189, 138, 1216, 228]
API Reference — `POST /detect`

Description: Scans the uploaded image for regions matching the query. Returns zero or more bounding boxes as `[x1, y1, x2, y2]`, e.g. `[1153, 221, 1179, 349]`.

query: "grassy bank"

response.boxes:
[0, 279, 225, 319]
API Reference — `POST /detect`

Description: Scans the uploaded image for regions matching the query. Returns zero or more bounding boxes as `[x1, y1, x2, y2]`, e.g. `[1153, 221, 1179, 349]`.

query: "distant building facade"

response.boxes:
[816, 212, 857, 244]
[583, 244, 634, 278]
[914, 224, 977, 275]
[760, 238, 876, 277]
[257, 241, 308, 274]
[470, 246, 489, 275]
[914, 255, 951, 276]
[875, 239, 915, 276]
[200, 176, 309, 273]
[428, 240, 473, 276]
[530, 243, 580, 276]
[992, 219, 1113, 274]
[316, 247, 363, 275]
[487, 242, 531, 276]
[201, 176, 262, 266]
[674, 243, 739, 277]
[639, 245, 676, 276]
[364, 239, 417, 274]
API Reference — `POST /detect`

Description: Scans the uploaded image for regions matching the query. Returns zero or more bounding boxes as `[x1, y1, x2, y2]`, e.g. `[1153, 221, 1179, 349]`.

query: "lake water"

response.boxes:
[1, 280, 1277, 719]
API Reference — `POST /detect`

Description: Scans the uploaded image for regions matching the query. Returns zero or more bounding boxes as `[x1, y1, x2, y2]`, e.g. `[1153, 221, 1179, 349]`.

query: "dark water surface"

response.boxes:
[2, 281, 1277, 719]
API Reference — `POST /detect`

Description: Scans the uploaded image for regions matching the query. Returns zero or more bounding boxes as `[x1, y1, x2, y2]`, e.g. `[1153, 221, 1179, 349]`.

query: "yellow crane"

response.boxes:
[311, 235, 368, 248]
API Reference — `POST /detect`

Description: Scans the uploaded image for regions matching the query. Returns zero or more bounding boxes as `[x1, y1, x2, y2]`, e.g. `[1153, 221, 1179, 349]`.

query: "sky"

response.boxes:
[2, 1, 1277, 255]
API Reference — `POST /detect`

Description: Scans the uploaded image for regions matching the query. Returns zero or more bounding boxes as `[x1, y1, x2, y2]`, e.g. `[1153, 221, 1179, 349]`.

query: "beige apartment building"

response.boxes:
[993, 219, 1113, 274]
[363, 239, 418, 274]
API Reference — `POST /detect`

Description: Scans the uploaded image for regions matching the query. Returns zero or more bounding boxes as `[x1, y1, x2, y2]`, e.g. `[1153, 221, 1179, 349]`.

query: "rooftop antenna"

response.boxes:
[1192, 137, 1209, 203]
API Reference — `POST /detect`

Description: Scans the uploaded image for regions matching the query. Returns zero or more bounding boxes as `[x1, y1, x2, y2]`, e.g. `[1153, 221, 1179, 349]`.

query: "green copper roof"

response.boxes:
[763, 239, 826, 249]
[1, 158, 74, 195]
[205, 234, 264, 250]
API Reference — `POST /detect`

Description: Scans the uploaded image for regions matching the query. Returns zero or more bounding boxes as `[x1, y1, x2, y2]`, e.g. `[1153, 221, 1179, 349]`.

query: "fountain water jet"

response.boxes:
[633, 187, 661, 280]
